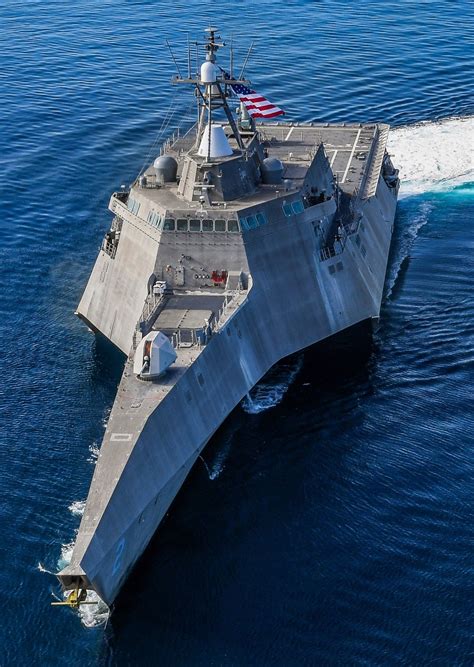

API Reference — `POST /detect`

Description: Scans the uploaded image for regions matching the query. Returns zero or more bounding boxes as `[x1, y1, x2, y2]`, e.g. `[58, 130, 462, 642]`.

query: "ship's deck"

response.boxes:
[152, 293, 226, 343]
[139, 122, 388, 213]
[261, 124, 379, 195]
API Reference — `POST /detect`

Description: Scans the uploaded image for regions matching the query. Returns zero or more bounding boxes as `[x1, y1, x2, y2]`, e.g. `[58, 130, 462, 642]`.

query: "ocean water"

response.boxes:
[1, 0, 473, 664]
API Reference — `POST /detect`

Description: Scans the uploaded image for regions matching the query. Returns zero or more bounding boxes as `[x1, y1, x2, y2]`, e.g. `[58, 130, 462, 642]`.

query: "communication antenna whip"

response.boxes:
[187, 33, 191, 78]
[239, 41, 254, 80]
[229, 34, 234, 79]
[165, 39, 183, 79]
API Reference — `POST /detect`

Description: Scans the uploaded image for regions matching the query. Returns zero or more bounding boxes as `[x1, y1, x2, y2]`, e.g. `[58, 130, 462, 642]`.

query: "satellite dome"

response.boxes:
[261, 157, 284, 184]
[201, 61, 217, 84]
[153, 155, 178, 183]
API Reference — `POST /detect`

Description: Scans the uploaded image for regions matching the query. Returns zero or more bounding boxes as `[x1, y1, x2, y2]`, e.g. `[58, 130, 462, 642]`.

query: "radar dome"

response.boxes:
[198, 124, 233, 159]
[153, 155, 178, 183]
[201, 61, 217, 84]
[261, 157, 284, 184]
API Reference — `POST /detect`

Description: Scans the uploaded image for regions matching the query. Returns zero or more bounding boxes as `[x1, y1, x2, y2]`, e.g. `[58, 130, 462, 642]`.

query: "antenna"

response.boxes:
[229, 34, 234, 79]
[239, 41, 254, 80]
[165, 39, 183, 79]
[187, 33, 191, 79]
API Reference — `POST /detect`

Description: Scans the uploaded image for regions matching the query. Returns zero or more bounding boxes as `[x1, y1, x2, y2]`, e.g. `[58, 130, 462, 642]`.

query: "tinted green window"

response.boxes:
[189, 219, 201, 232]
[283, 203, 292, 217]
[292, 200, 304, 214]
[202, 219, 213, 232]
[215, 219, 226, 232]
[228, 219, 239, 232]
[177, 218, 188, 231]
[163, 218, 175, 231]
[256, 213, 266, 226]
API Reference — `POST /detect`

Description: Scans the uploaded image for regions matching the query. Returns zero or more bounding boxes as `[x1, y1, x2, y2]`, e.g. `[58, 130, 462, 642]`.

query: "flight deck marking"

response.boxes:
[341, 128, 361, 183]
[110, 433, 133, 442]
[330, 150, 338, 167]
[285, 126, 295, 141]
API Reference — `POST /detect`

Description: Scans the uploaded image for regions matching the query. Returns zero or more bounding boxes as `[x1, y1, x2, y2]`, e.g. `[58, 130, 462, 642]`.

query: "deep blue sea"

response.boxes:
[1, 1, 473, 665]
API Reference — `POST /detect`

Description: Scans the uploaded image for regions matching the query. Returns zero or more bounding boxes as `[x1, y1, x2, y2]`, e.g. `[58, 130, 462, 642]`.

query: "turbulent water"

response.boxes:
[0, 0, 473, 664]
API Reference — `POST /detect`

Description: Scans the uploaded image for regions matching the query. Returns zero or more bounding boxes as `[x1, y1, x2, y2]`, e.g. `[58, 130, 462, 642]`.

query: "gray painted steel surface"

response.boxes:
[58, 31, 399, 607]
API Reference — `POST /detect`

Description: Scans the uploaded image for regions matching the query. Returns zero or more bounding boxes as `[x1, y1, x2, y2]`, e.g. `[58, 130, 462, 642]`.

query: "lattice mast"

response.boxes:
[173, 27, 250, 160]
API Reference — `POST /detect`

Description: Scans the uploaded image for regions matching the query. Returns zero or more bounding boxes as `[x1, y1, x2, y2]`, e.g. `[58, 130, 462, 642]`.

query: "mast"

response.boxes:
[172, 27, 248, 157]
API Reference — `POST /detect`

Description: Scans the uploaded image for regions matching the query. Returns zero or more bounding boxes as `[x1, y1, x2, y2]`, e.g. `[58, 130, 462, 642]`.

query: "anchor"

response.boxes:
[51, 587, 95, 608]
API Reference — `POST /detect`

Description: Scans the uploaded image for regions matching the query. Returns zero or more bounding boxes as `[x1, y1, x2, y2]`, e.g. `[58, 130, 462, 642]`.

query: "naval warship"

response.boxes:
[55, 28, 399, 611]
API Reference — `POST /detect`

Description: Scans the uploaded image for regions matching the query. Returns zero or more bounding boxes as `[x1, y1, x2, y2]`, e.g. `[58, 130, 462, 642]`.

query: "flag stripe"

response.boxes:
[227, 75, 284, 120]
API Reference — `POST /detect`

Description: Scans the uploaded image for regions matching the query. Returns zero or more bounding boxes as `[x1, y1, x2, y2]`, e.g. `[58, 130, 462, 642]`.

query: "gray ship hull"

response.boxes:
[59, 149, 397, 606]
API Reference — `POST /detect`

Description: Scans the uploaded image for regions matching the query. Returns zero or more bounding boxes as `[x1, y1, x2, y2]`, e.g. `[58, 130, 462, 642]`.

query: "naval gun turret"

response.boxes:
[56, 27, 399, 613]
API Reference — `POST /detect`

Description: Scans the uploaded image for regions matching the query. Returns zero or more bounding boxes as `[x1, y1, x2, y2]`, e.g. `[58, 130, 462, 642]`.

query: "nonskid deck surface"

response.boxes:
[152, 292, 226, 341]
[156, 122, 384, 203]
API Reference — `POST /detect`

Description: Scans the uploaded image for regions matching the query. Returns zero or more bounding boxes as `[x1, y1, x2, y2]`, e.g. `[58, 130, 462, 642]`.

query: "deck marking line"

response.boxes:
[341, 128, 361, 183]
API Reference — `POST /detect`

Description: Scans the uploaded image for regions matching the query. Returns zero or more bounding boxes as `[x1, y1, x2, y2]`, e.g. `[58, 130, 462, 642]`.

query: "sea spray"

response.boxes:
[68, 500, 86, 517]
[242, 355, 304, 414]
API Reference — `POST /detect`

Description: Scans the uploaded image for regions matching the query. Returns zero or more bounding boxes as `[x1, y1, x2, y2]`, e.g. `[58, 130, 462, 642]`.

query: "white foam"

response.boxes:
[87, 441, 100, 465]
[37, 562, 55, 575]
[57, 537, 76, 571]
[388, 116, 474, 197]
[242, 355, 303, 414]
[384, 201, 432, 300]
[69, 499, 86, 517]
[77, 591, 110, 628]
[56, 534, 110, 627]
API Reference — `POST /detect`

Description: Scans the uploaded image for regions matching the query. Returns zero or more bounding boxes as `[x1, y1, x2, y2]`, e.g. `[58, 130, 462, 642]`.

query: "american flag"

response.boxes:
[221, 70, 284, 119]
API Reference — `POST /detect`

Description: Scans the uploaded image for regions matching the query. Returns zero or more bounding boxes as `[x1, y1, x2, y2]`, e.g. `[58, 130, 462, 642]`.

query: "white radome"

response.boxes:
[198, 124, 233, 159]
[200, 61, 217, 84]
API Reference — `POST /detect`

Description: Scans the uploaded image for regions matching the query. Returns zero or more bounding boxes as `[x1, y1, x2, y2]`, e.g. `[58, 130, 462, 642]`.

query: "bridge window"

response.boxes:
[256, 213, 266, 226]
[127, 198, 140, 215]
[228, 219, 239, 232]
[215, 219, 226, 232]
[189, 219, 200, 232]
[163, 218, 175, 231]
[202, 219, 213, 232]
[246, 215, 257, 229]
[177, 218, 188, 231]
[292, 200, 304, 214]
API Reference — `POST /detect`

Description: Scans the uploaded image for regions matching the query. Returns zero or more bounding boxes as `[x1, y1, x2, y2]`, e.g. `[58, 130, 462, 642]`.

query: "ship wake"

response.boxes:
[241, 355, 304, 414]
[387, 115, 474, 197]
